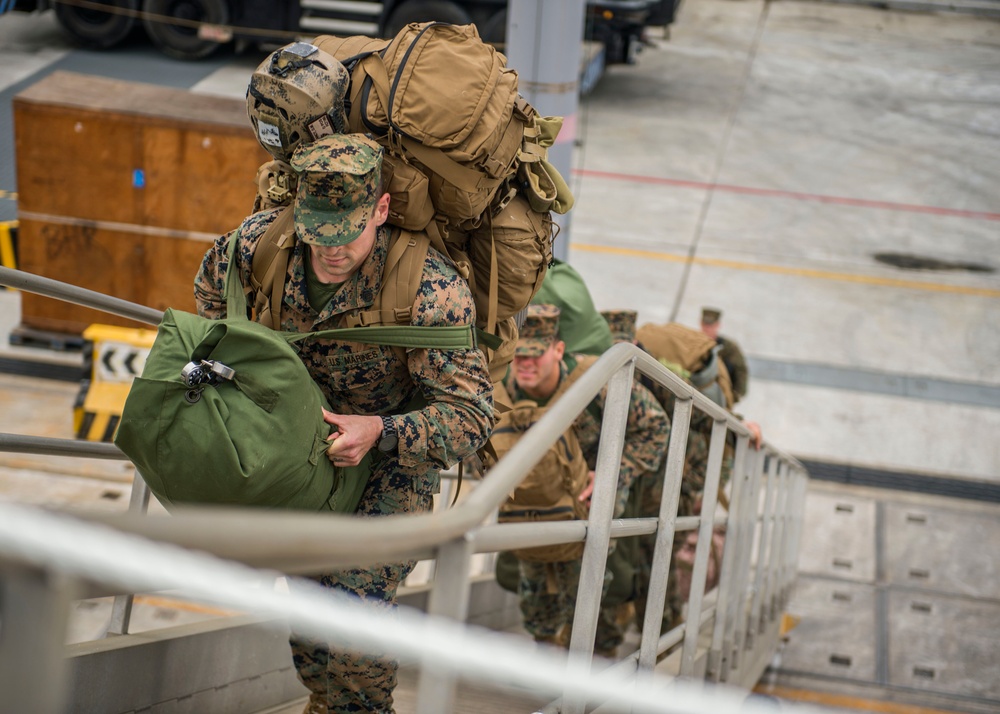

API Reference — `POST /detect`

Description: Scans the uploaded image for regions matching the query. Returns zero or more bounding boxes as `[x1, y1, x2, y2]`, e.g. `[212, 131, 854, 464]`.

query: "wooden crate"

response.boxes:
[13, 71, 270, 333]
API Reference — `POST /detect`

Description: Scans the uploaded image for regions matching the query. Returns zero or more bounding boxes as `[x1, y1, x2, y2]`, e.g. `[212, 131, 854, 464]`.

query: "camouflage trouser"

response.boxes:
[518, 483, 631, 655]
[518, 559, 625, 654]
[632, 427, 740, 634]
[633, 429, 708, 635]
[289, 464, 436, 714]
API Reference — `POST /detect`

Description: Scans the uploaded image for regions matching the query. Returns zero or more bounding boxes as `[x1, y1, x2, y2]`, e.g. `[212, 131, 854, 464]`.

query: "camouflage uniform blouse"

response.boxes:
[194, 208, 495, 489]
[508, 355, 669, 498]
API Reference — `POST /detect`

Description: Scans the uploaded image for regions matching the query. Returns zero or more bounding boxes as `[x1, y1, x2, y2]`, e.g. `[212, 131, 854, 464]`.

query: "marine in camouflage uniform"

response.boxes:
[601, 309, 713, 637]
[506, 305, 669, 656]
[194, 135, 494, 714]
[701, 307, 749, 404]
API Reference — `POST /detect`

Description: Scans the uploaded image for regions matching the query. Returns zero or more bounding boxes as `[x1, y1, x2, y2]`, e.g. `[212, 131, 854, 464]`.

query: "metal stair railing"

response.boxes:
[0, 265, 810, 713]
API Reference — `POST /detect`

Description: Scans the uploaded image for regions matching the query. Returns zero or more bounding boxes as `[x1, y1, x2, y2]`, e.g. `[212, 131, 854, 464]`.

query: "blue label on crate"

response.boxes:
[133, 169, 145, 189]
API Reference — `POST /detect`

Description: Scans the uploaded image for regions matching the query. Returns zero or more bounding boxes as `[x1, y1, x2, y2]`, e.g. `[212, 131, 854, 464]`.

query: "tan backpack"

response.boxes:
[495, 355, 596, 562]
[636, 323, 735, 409]
[261, 23, 570, 340]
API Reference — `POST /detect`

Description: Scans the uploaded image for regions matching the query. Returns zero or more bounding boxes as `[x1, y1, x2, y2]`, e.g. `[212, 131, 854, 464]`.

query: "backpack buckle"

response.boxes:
[392, 308, 412, 323]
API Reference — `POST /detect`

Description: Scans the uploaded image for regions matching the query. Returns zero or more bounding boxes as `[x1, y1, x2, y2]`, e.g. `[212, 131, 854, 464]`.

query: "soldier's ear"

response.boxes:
[553, 340, 565, 360]
[373, 192, 391, 226]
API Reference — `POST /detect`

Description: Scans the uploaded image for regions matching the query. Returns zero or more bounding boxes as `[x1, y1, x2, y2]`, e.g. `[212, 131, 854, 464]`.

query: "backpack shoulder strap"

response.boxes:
[249, 206, 296, 330]
[344, 227, 430, 329]
[553, 354, 598, 401]
[552, 354, 602, 423]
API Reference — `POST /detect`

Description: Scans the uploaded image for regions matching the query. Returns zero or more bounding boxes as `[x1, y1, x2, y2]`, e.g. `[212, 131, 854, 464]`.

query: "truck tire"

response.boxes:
[142, 0, 229, 60]
[479, 9, 506, 45]
[54, 0, 139, 49]
[384, 0, 472, 38]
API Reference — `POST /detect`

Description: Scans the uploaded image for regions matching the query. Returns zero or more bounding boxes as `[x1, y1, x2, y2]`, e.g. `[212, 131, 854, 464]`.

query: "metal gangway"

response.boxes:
[0, 265, 809, 713]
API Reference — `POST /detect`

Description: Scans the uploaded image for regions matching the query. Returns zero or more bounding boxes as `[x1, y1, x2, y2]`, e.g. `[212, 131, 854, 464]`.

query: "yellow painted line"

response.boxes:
[0, 190, 17, 200]
[752, 684, 960, 714]
[133, 594, 237, 617]
[572, 243, 1000, 299]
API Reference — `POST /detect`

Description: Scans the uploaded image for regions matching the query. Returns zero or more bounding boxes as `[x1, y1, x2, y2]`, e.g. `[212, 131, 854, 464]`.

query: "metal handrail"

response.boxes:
[0, 265, 163, 325]
[0, 264, 810, 713]
[0, 343, 793, 569]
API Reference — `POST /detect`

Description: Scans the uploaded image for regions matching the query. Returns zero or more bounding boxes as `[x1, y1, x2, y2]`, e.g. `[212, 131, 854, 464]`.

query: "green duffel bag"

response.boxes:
[114, 306, 373, 512]
[531, 259, 612, 357]
[115, 235, 476, 512]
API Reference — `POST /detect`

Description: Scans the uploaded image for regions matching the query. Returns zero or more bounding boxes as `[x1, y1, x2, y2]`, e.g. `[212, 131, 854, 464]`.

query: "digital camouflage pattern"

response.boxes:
[515, 303, 560, 357]
[700, 306, 722, 325]
[517, 559, 622, 655]
[195, 209, 494, 714]
[506, 354, 669, 653]
[717, 335, 749, 402]
[291, 135, 383, 246]
[629, 345, 736, 635]
[600, 309, 638, 345]
[247, 42, 350, 163]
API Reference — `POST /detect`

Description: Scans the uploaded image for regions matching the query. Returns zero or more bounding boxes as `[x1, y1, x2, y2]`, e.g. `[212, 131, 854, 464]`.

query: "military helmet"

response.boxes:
[247, 41, 350, 162]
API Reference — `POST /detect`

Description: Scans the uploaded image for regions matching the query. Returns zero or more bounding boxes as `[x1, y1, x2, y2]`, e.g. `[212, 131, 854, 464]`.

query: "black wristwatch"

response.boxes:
[377, 415, 399, 454]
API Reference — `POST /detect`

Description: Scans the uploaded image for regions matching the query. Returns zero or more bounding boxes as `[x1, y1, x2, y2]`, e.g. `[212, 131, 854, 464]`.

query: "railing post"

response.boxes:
[726, 439, 764, 674]
[636, 398, 693, 671]
[106, 472, 151, 636]
[766, 462, 792, 622]
[563, 360, 635, 714]
[679, 418, 728, 677]
[750, 455, 781, 638]
[704, 430, 751, 682]
[780, 470, 808, 609]
[415, 535, 474, 714]
[0, 565, 79, 714]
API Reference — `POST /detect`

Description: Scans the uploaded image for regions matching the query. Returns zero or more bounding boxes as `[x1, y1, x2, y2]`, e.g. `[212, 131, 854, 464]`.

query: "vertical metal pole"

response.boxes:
[727, 439, 763, 673]
[106, 472, 151, 636]
[416, 536, 474, 714]
[678, 418, 728, 677]
[506, 0, 586, 260]
[563, 361, 634, 714]
[704, 432, 751, 682]
[0, 566, 79, 714]
[636, 398, 692, 672]
[766, 463, 791, 621]
[749, 455, 780, 637]
[781, 470, 808, 608]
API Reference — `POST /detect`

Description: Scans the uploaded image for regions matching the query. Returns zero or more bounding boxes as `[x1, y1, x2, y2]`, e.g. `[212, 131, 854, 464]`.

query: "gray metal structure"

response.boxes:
[506, 0, 587, 261]
[0, 267, 809, 713]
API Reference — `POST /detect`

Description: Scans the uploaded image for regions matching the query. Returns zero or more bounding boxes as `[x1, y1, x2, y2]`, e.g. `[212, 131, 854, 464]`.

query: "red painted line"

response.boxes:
[573, 168, 1000, 222]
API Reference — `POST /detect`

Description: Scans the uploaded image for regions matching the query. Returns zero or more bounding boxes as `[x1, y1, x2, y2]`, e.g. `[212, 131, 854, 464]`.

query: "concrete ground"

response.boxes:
[569, 1, 1000, 483]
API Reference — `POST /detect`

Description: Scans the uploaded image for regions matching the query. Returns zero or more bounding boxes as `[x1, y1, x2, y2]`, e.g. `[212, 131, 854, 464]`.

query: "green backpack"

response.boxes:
[114, 235, 477, 512]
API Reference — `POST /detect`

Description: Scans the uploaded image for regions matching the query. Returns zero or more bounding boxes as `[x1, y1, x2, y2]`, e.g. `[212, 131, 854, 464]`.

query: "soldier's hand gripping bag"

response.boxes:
[114, 240, 371, 513]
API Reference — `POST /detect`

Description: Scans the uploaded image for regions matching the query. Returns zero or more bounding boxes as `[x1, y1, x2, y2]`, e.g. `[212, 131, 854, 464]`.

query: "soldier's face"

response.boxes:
[513, 340, 565, 399]
[701, 321, 719, 340]
[309, 192, 390, 284]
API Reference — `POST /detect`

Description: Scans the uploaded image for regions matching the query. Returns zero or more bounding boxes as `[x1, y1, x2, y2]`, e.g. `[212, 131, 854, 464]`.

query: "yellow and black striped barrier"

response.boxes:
[74, 324, 157, 442]
[0, 220, 17, 273]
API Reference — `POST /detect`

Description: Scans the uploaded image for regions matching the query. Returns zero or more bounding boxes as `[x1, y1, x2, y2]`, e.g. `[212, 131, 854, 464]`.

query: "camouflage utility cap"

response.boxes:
[701, 307, 722, 325]
[291, 134, 383, 247]
[601, 309, 638, 344]
[516, 304, 561, 358]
